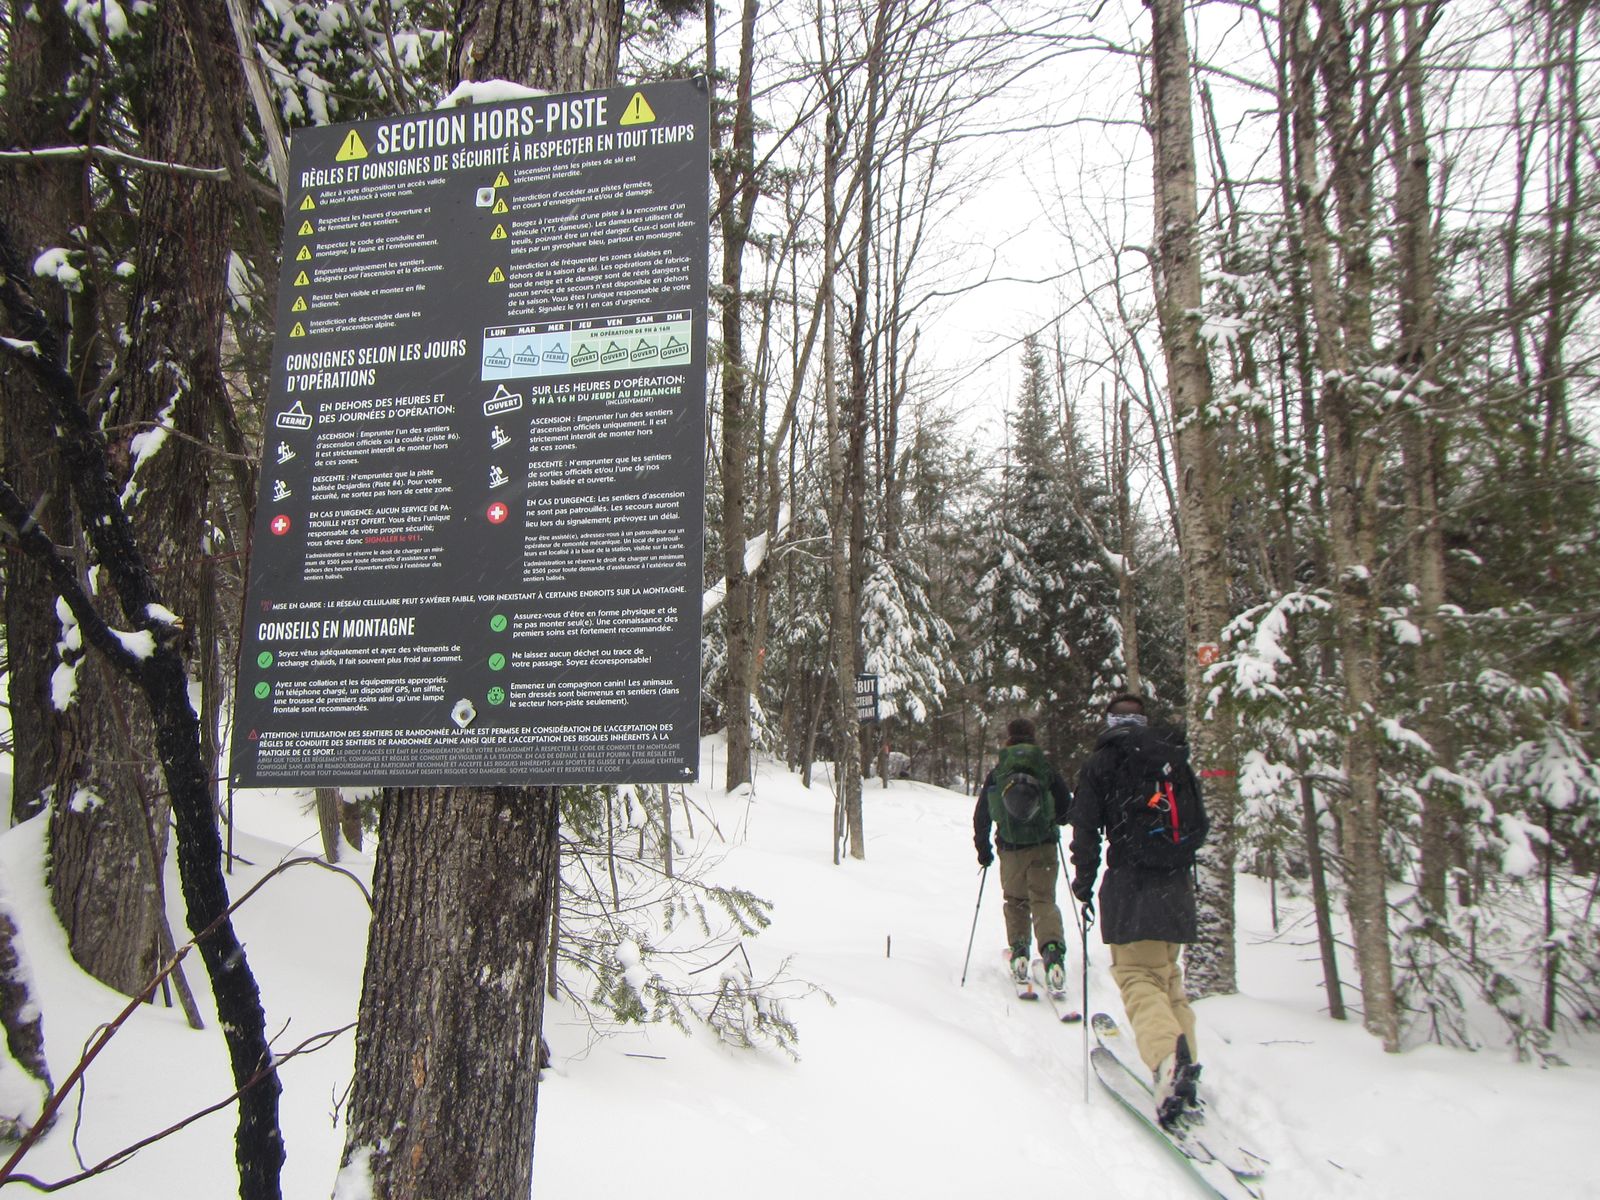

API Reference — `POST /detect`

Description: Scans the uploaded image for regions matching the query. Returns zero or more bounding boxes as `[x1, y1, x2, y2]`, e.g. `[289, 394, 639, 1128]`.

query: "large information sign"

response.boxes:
[229, 79, 710, 787]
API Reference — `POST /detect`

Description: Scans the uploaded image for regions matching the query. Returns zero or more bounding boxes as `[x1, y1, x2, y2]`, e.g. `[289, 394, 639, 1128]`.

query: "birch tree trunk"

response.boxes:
[1294, 0, 1401, 1050]
[1114, 384, 1142, 693]
[1146, 0, 1236, 996]
[342, 5, 620, 1195]
[1271, 0, 1346, 1020]
[1386, 2, 1453, 918]
[818, 13, 863, 861]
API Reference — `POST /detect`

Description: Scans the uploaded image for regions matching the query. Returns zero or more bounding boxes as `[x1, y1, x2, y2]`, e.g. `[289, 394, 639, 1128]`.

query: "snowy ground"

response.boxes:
[2, 740, 1596, 1199]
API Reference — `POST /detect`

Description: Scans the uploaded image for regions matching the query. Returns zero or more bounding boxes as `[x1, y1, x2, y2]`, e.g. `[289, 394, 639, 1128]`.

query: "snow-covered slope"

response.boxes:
[2, 740, 1594, 1198]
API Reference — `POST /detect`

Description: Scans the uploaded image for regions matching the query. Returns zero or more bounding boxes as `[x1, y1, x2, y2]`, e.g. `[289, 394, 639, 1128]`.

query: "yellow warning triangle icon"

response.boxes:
[296, 245, 312, 261]
[289, 322, 307, 337]
[294, 270, 309, 287]
[487, 267, 506, 283]
[298, 219, 314, 236]
[335, 129, 369, 162]
[492, 197, 509, 214]
[493, 171, 510, 188]
[620, 92, 657, 126]
[299, 194, 315, 211]
[490, 224, 507, 240]
[291, 296, 307, 312]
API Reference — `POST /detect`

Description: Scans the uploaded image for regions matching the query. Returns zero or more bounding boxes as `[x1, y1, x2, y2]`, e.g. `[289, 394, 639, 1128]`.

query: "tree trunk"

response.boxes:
[340, 799, 365, 852]
[1297, 747, 1347, 1019]
[316, 788, 343, 863]
[818, 13, 863, 862]
[1146, 0, 1235, 996]
[343, 790, 560, 1199]
[1115, 384, 1142, 693]
[45, 0, 242, 1001]
[840, 2, 892, 860]
[0, 906, 51, 1139]
[710, 0, 761, 792]
[1386, 2, 1452, 918]
[0, 0, 79, 827]
[1297, 0, 1401, 1051]
[343, 5, 620, 1195]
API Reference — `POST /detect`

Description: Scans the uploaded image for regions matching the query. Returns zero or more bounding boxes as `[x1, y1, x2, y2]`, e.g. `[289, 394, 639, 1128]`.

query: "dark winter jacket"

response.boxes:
[1067, 724, 1200, 945]
[972, 742, 1072, 859]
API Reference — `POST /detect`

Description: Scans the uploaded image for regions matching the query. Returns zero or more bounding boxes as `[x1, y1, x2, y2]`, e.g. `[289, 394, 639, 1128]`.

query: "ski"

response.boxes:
[1091, 1046, 1262, 1200]
[1001, 947, 1037, 1000]
[1090, 1013, 1269, 1184]
[1031, 959, 1082, 1023]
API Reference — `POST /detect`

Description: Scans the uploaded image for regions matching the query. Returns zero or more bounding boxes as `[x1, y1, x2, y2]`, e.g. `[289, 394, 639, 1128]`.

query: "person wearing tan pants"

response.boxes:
[998, 840, 1066, 956]
[1109, 940, 1198, 1071]
[1067, 694, 1210, 1128]
[973, 717, 1073, 990]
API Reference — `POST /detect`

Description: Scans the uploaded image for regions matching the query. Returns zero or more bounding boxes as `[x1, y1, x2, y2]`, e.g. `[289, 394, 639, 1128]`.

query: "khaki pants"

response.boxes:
[1110, 940, 1198, 1072]
[998, 842, 1064, 953]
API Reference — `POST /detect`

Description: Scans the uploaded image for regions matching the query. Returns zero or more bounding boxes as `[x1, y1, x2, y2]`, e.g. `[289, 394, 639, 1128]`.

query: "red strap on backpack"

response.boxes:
[1146, 783, 1180, 843]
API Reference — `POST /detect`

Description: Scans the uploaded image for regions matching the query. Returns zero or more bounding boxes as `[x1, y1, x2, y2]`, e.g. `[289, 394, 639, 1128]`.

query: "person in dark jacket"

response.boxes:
[1068, 693, 1205, 1127]
[973, 717, 1073, 991]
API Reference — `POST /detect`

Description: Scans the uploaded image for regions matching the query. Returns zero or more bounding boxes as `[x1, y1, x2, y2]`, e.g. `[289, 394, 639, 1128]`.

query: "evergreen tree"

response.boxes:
[972, 336, 1121, 762]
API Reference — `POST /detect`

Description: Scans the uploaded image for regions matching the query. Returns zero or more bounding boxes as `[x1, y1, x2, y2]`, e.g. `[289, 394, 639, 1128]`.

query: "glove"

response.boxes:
[1072, 878, 1094, 905]
[977, 848, 994, 868]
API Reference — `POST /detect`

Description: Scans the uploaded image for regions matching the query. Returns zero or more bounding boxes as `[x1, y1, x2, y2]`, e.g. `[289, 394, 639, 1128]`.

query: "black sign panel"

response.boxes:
[230, 80, 709, 787]
[855, 674, 879, 722]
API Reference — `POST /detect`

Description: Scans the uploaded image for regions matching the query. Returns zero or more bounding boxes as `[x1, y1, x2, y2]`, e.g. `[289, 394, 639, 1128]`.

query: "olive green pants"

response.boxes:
[1110, 940, 1198, 1072]
[998, 841, 1064, 953]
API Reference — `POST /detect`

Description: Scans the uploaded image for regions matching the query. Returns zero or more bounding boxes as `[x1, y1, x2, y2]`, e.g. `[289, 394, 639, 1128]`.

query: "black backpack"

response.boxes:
[986, 743, 1057, 846]
[1108, 727, 1209, 872]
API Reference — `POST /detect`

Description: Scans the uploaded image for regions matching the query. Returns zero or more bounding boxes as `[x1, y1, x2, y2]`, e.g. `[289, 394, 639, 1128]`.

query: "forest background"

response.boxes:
[1, 1, 1597, 1198]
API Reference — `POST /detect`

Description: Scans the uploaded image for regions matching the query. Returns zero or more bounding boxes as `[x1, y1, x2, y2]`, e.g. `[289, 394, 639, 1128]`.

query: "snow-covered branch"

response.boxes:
[0, 144, 229, 181]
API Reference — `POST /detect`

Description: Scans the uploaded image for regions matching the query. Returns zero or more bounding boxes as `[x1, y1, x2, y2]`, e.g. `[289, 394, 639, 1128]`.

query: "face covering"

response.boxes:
[1106, 712, 1147, 728]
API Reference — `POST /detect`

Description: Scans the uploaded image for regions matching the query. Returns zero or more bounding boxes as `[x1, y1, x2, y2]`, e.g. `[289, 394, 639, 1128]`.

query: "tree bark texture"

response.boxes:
[452, 0, 621, 91]
[0, 905, 52, 1139]
[817, 19, 863, 861]
[1386, 3, 1453, 917]
[44, 0, 243, 999]
[1146, 0, 1236, 995]
[1296, 0, 1401, 1050]
[1115, 388, 1142, 693]
[711, 0, 761, 792]
[346, 6, 621, 1195]
[316, 787, 344, 862]
[841, 2, 892, 860]
[0, 0, 78, 827]
[344, 790, 559, 1199]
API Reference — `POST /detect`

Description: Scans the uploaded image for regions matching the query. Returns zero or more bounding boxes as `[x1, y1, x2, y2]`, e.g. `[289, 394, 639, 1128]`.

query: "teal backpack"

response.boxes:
[985, 743, 1056, 846]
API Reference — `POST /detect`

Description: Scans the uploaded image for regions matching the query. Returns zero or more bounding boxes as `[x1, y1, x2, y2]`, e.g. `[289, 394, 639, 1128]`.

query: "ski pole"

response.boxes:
[959, 864, 989, 987]
[1072, 892, 1093, 1101]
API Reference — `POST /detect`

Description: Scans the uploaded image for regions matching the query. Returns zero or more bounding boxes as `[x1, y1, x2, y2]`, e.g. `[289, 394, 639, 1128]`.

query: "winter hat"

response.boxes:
[1006, 717, 1036, 745]
[1105, 693, 1148, 728]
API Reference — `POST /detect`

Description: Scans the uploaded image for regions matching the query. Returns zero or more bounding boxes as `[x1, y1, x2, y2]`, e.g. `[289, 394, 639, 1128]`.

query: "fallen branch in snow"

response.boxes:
[8, 1023, 357, 1193]
[0, 854, 369, 1189]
